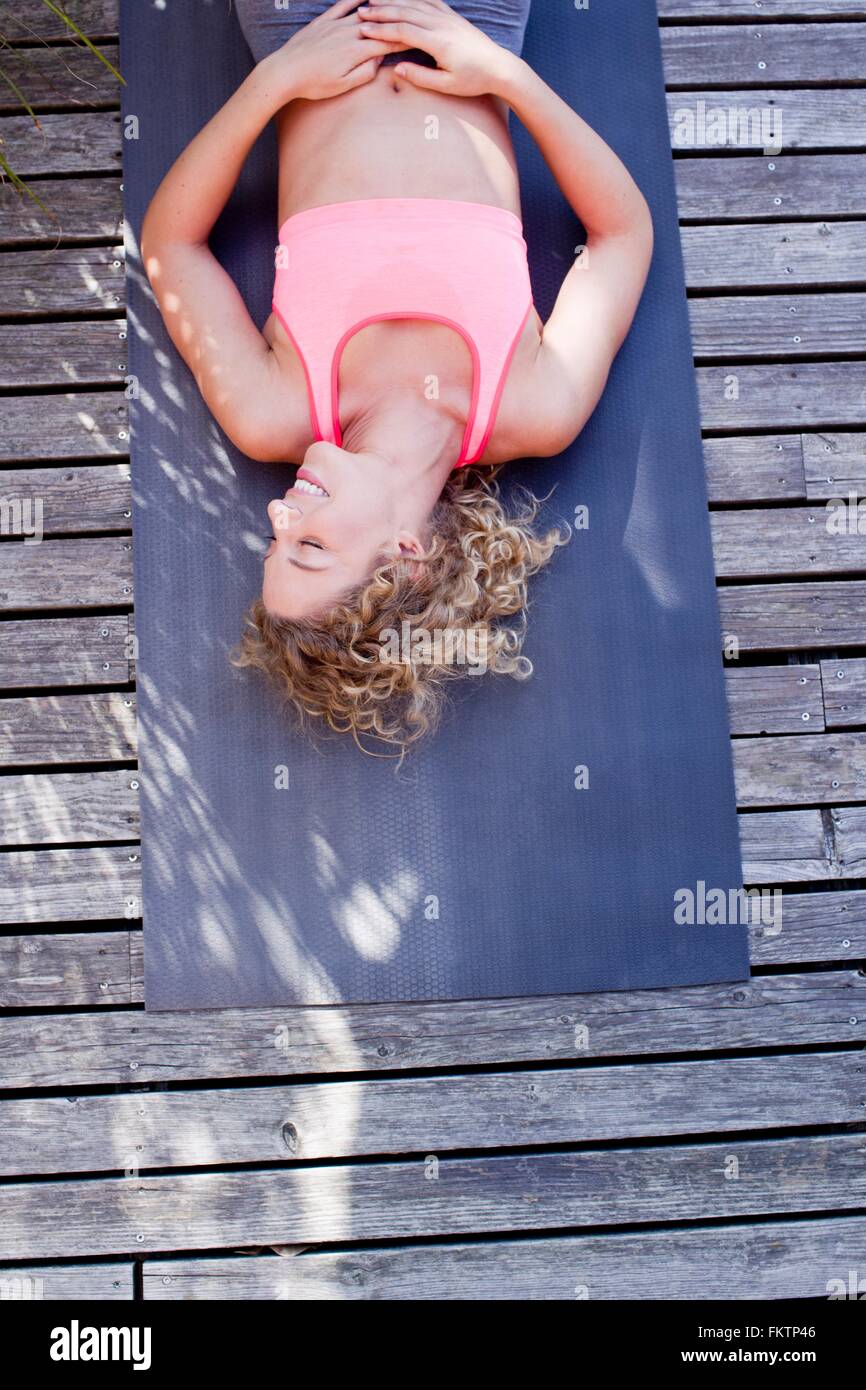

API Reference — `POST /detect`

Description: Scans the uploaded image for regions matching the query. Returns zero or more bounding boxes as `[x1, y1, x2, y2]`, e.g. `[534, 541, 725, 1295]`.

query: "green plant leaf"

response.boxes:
[40, 0, 125, 84]
[0, 64, 41, 126]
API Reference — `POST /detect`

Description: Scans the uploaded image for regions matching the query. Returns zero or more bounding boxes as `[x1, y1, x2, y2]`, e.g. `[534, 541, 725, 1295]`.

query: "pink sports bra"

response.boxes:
[272, 197, 534, 468]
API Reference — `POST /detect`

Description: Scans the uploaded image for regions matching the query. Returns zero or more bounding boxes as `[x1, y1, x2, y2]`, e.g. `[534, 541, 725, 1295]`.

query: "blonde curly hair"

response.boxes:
[233, 468, 569, 754]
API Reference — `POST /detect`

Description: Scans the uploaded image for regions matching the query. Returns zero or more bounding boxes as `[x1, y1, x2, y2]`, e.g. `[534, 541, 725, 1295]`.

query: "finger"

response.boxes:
[360, 0, 438, 14]
[353, 36, 411, 58]
[359, 7, 436, 30]
[393, 60, 453, 90]
[360, 19, 430, 43]
[323, 0, 365, 18]
[343, 56, 382, 87]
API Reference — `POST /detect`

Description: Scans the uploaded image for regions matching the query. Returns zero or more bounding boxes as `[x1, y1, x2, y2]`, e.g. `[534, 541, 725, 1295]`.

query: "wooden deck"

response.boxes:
[0, 0, 864, 1300]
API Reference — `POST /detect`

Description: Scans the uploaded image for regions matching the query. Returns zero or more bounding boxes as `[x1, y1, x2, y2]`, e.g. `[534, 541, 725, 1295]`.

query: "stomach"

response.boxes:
[274, 67, 523, 224]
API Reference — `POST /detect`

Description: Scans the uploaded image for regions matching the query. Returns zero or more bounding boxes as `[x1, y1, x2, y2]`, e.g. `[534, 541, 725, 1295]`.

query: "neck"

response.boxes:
[341, 391, 463, 487]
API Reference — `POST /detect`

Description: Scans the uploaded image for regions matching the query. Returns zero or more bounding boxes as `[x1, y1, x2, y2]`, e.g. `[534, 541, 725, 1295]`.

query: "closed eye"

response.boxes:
[301, 540, 324, 550]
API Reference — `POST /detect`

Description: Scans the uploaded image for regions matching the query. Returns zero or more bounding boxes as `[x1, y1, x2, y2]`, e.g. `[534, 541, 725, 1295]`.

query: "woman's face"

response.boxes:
[262, 442, 425, 619]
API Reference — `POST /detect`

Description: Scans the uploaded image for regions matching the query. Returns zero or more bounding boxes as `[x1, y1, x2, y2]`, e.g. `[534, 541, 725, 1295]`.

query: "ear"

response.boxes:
[394, 530, 426, 578]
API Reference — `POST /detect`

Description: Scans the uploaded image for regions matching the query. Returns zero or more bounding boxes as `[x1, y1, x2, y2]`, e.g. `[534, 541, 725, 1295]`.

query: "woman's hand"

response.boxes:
[263, 0, 404, 102]
[356, 0, 520, 97]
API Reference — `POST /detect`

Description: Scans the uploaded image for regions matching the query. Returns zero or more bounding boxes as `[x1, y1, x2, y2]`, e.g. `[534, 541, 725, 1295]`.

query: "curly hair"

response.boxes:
[233, 468, 569, 755]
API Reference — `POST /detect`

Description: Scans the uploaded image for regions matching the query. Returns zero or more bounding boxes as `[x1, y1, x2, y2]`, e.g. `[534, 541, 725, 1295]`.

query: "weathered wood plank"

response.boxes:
[0, 971, 862, 1089]
[5, 161, 861, 248]
[0, 846, 140, 926]
[13, 0, 866, 41]
[6, 189, 865, 294]
[1, 513, 857, 616]
[718, 580, 866, 652]
[11, 30, 866, 155]
[750, 887, 866, 962]
[5, 884, 859, 1010]
[711, 506, 866, 579]
[0, 591, 820, 739]
[0, 43, 120, 112]
[833, 805, 866, 876]
[0, 464, 131, 532]
[734, 732, 866, 806]
[725, 663, 823, 733]
[691, 292, 866, 359]
[8, 47, 866, 149]
[10, 310, 865, 392]
[6, 114, 865, 222]
[0, 676, 843, 786]
[0, 693, 136, 766]
[661, 23, 866, 85]
[739, 808, 832, 882]
[676, 155, 866, 220]
[0, 392, 127, 461]
[2, 578, 861, 666]
[0, 320, 125, 388]
[669, 90, 866, 151]
[13, 31, 866, 155]
[0, 615, 130, 686]
[709, 432, 866, 503]
[1, 1052, 860, 1177]
[0, 928, 134, 1005]
[0, 929, 140, 1004]
[14, 463, 131, 539]
[661, 1, 866, 15]
[683, 222, 866, 293]
[0, 447, 835, 532]
[143, 1215, 866, 1301]
[0, 113, 122, 177]
[803, 431, 866, 497]
[698, 363, 866, 431]
[704, 435, 806, 502]
[8, 19, 866, 93]
[0, 766, 827, 891]
[0, 1265, 133, 1302]
[0, 770, 139, 844]
[2, 0, 116, 40]
[2, 1133, 864, 1259]
[0, 453, 814, 536]
[0, 537, 132, 610]
[821, 657, 866, 728]
[0, 178, 123, 246]
[0, 246, 124, 315]
[35, 837, 848, 929]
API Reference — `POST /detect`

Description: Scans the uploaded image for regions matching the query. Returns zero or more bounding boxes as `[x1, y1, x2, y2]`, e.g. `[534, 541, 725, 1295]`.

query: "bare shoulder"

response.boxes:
[483, 313, 585, 465]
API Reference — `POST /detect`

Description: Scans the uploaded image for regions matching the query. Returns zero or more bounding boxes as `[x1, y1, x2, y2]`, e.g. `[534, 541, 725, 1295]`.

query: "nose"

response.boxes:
[268, 497, 301, 532]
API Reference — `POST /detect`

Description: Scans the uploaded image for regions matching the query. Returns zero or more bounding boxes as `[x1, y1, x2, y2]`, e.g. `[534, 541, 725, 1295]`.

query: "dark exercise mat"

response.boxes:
[122, 0, 750, 1010]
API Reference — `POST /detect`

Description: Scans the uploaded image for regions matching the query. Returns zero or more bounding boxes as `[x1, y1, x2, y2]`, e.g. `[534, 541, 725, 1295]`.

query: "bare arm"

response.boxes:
[140, 0, 399, 460]
[140, 60, 290, 458]
[496, 56, 654, 453]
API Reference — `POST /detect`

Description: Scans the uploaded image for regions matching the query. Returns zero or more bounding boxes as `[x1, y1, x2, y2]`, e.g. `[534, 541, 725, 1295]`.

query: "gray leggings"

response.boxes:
[233, 0, 532, 66]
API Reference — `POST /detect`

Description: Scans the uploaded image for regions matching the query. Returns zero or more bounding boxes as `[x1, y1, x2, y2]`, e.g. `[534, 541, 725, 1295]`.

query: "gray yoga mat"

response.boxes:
[121, 0, 750, 1010]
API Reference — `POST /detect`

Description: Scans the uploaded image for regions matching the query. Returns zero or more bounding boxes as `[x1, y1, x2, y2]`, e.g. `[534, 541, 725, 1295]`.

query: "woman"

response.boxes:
[141, 0, 652, 750]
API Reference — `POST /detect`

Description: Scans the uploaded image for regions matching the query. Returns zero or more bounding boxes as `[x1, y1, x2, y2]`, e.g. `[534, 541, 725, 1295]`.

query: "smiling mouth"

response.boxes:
[291, 467, 329, 498]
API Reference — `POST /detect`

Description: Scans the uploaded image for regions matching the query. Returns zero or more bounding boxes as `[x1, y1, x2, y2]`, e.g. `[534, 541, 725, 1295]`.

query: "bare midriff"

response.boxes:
[274, 66, 522, 223]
